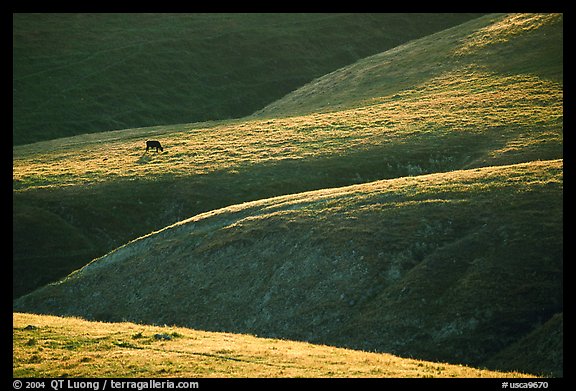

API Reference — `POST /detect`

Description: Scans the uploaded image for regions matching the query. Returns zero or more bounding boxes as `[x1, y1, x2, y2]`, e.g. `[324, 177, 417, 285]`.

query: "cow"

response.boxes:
[146, 140, 164, 152]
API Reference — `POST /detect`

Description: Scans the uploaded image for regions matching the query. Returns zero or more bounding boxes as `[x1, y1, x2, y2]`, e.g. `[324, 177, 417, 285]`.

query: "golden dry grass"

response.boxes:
[13, 312, 534, 378]
[455, 13, 562, 55]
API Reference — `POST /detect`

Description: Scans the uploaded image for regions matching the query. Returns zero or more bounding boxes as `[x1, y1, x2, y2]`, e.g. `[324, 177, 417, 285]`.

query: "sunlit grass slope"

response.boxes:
[14, 160, 563, 376]
[254, 13, 562, 117]
[13, 13, 563, 300]
[13, 66, 562, 189]
[13, 13, 482, 145]
[13, 312, 532, 378]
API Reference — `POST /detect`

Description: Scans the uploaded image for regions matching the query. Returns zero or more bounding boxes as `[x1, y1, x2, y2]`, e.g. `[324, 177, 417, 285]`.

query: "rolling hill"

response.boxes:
[14, 160, 563, 376]
[13, 13, 563, 377]
[12, 13, 482, 145]
[13, 13, 563, 299]
[13, 312, 532, 377]
[253, 13, 563, 117]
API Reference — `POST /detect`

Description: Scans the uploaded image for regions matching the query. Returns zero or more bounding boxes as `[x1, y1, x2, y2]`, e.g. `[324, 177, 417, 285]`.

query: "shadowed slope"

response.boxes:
[14, 159, 563, 376]
[13, 13, 482, 145]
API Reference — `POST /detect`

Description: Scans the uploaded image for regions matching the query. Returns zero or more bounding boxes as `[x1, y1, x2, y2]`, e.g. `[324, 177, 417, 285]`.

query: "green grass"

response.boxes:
[13, 312, 532, 378]
[13, 13, 482, 145]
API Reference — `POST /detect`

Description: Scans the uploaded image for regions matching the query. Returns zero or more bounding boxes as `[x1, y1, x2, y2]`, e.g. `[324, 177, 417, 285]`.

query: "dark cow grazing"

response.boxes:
[146, 140, 163, 152]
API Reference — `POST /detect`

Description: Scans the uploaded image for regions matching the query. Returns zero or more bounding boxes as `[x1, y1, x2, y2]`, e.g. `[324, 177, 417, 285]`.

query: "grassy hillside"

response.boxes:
[254, 13, 562, 117]
[13, 312, 532, 377]
[14, 160, 563, 376]
[13, 13, 482, 145]
[13, 13, 563, 377]
[13, 13, 563, 299]
[484, 313, 563, 377]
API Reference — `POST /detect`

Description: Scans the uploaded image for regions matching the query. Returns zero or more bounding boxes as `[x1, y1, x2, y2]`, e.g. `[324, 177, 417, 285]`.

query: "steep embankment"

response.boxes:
[15, 159, 563, 376]
[13, 13, 482, 145]
[13, 13, 563, 299]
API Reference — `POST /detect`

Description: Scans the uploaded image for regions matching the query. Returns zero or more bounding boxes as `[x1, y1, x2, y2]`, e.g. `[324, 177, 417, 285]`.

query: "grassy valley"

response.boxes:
[13, 13, 563, 377]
